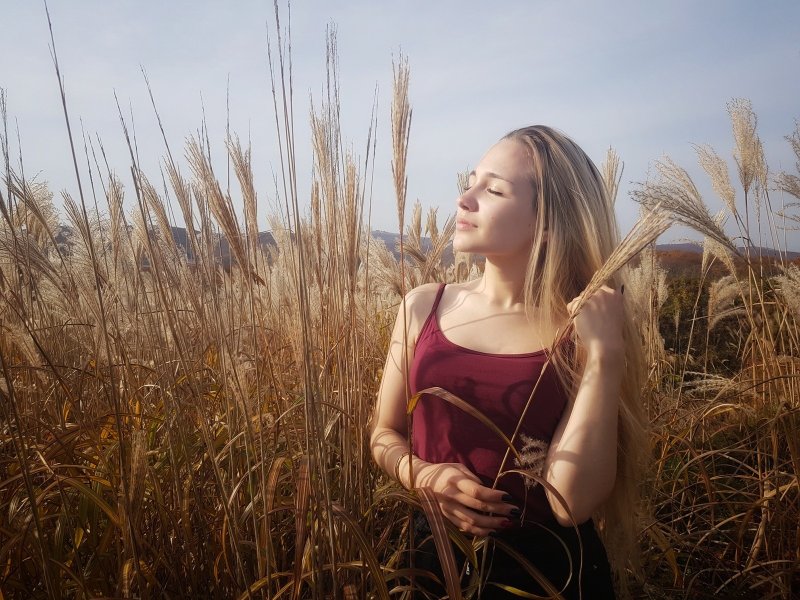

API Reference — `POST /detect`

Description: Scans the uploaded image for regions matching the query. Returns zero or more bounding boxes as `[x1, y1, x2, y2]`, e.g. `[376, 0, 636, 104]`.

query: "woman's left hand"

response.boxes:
[567, 285, 624, 354]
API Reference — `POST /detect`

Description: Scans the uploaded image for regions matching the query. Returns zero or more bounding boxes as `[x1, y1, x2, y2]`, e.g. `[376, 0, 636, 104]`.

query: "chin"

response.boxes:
[452, 235, 476, 254]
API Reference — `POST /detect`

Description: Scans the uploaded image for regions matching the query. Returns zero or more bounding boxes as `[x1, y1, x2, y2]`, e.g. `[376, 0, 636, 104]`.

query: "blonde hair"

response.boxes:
[504, 125, 648, 591]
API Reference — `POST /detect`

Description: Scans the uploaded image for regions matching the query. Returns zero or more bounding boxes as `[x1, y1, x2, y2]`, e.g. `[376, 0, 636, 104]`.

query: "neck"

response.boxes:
[477, 254, 530, 309]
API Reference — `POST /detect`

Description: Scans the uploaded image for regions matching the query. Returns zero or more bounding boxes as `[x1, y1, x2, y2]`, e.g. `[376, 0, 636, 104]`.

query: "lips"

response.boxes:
[456, 218, 476, 230]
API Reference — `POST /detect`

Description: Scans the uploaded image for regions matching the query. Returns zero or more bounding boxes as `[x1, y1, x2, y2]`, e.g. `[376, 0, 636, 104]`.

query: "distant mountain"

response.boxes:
[372, 232, 800, 281]
[657, 242, 800, 260]
[648, 246, 800, 278]
[376, 233, 799, 260]
[371, 230, 398, 248]
[372, 230, 435, 252]
[656, 243, 702, 254]
[47, 225, 800, 274]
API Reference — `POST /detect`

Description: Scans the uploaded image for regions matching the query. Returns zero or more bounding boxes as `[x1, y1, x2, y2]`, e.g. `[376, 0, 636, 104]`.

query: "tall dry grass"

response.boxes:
[630, 99, 800, 599]
[0, 8, 798, 600]
[0, 15, 399, 598]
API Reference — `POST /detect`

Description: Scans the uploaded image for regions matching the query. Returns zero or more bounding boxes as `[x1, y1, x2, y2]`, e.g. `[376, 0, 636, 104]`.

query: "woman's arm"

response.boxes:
[369, 285, 434, 483]
[543, 285, 625, 527]
[370, 284, 517, 536]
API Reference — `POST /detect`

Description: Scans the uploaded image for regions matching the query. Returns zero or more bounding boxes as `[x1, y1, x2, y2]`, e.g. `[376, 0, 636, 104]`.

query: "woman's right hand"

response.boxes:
[410, 460, 520, 536]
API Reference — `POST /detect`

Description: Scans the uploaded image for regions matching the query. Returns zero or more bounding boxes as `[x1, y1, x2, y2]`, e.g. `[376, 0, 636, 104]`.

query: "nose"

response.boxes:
[457, 188, 477, 212]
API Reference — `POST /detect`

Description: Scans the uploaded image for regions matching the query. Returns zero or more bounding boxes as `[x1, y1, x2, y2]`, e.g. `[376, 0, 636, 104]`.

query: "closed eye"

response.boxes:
[487, 188, 503, 196]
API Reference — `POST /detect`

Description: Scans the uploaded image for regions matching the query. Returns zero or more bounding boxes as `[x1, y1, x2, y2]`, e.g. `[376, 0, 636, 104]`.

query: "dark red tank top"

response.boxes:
[410, 284, 570, 524]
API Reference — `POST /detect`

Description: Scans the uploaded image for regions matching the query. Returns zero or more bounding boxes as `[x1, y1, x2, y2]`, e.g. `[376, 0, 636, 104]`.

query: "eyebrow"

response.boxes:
[468, 169, 513, 184]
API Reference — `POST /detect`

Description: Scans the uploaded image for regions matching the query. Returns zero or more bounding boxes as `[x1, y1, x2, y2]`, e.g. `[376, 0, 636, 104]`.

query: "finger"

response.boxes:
[454, 481, 519, 514]
[459, 479, 515, 503]
[452, 491, 519, 516]
[567, 298, 583, 317]
[443, 504, 512, 536]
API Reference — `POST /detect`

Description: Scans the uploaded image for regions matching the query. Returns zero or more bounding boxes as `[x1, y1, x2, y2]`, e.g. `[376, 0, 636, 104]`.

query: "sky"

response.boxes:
[2, 0, 800, 249]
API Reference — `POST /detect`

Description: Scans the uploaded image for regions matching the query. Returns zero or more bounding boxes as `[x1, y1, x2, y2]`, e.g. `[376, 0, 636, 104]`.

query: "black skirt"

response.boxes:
[407, 512, 616, 599]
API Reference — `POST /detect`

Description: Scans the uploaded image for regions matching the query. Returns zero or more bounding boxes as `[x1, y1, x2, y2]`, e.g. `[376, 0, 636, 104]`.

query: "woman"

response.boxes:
[370, 126, 646, 599]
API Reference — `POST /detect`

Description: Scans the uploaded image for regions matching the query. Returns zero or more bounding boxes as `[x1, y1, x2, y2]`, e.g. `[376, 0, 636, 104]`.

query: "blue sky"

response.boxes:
[2, 1, 799, 249]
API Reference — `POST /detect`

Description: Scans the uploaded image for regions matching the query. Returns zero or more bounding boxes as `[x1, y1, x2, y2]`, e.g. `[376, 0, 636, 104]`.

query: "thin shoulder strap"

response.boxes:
[430, 283, 446, 315]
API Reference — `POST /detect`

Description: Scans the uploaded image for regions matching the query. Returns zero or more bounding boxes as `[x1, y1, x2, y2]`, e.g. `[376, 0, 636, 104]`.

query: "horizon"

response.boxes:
[49, 220, 800, 260]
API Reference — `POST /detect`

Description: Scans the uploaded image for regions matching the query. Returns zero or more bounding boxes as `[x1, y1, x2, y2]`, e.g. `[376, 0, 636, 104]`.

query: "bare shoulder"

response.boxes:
[404, 282, 441, 306]
[402, 282, 442, 319]
[395, 282, 443, 344]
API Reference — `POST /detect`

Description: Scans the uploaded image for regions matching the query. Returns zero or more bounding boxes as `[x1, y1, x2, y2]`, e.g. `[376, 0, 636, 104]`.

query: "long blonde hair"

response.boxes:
[504, 125, 648, 591]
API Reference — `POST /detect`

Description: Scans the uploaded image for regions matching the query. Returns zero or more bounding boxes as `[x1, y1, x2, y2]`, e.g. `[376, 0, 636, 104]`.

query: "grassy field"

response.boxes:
[1, 24, 799, 600]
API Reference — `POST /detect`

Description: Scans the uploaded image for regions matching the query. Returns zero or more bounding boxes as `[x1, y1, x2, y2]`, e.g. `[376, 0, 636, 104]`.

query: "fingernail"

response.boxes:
[488, 531, 498, 538]
[509, 508, 521, 518]
[502, 494, 513, 502]
[501, 519, 515, 529]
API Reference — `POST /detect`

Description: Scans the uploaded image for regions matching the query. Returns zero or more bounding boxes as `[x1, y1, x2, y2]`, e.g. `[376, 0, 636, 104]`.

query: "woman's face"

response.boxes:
[453, 138, 539, 259]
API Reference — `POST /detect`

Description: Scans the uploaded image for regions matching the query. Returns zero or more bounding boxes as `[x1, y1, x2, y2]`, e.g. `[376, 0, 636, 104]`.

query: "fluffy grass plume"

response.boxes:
[0, 8, 798, 600]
